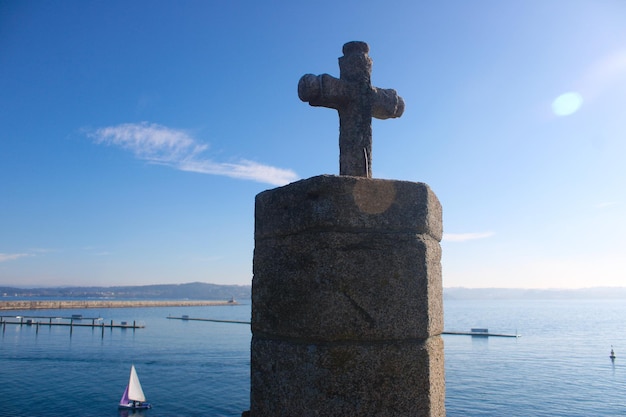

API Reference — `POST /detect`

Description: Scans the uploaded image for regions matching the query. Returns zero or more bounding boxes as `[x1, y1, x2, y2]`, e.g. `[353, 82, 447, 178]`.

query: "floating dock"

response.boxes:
[167, 315, 250, 324]
[167, 316, 522, 337]
[442, 328, 520, 338]
[166, 318, 521, 338]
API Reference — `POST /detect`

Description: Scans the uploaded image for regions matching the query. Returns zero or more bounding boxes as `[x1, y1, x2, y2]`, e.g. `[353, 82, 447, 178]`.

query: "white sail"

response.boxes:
[127, 365, 146, 402]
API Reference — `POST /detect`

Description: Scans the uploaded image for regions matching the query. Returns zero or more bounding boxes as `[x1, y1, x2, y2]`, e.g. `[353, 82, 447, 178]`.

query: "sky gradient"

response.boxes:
[2, 1, 625, 288]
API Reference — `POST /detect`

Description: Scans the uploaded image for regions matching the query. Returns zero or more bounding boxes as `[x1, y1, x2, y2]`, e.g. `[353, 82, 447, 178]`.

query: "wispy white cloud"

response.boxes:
[29, 248, 56, 254]
[81, 246, 110, 256]
[443, 232, 495, 242]
[87, 122, 299, 186]
[178, 159, 298, 186]
[0, 253, 30, 263]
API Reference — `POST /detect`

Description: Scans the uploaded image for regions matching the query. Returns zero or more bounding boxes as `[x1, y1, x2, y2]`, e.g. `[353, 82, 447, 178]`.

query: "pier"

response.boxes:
[1, 315, 144, 337]
[1, 316, 144, 328]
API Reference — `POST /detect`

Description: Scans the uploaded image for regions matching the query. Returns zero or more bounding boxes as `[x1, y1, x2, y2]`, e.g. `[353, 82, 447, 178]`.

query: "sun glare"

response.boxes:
[552, 92, 583, 116]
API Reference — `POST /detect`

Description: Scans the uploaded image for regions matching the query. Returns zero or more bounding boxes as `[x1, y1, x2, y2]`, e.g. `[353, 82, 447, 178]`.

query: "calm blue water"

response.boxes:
[1, 299, 625, 416]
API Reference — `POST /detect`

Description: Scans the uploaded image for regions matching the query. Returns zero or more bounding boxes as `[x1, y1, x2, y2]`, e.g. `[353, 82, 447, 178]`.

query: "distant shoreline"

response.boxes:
[0, 300, 239, 311]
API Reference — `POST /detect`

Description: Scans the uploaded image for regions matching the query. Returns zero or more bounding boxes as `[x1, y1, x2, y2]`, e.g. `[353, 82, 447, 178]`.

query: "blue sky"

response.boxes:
[1, 1, 625, 289]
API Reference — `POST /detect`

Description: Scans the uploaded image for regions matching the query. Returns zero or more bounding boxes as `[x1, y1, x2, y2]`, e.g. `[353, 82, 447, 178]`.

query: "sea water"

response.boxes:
[1, 299, 626, 416]
[0, 304, 250, 417]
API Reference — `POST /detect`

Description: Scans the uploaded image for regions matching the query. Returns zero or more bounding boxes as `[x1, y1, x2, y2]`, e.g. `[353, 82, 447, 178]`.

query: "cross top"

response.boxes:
[298, 41, 405, 178]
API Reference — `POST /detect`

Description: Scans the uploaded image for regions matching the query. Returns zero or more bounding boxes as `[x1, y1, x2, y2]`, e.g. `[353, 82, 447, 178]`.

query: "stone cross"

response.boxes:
[298, 41, 405, 178]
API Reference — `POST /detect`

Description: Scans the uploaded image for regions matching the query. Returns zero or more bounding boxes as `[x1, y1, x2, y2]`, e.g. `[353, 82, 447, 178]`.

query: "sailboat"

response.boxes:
[119, 365, 152, 410]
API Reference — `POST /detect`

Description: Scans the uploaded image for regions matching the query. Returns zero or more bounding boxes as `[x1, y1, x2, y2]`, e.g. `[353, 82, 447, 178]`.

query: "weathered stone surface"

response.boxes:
[251, 174, 445, 415]
[250, 336, 446, 417]
[252, 231, 442, 340]
[255, 175, 442, 241]
[298, 41, 404, 178]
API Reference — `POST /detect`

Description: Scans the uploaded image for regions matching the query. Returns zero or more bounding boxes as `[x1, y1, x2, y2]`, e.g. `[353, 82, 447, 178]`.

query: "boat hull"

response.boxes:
[119, 402, 152, 410]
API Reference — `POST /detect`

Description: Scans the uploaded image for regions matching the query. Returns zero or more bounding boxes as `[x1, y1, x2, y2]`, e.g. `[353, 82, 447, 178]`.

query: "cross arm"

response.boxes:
[371, 87, 405, 120]
[298, 73, 347, 110]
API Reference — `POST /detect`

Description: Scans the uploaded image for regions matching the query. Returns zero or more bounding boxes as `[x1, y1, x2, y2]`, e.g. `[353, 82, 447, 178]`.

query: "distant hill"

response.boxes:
[4, 283, 626, 301]
[0, 282, 251, 301]
[444, 287, 626, 300]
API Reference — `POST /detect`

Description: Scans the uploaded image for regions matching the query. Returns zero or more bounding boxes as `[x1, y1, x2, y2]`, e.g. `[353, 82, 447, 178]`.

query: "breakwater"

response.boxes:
[0, 299, 238, 311]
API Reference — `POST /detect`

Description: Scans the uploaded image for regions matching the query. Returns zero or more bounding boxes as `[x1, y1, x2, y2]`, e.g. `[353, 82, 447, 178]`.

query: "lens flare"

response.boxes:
[552, 92, 583, 116]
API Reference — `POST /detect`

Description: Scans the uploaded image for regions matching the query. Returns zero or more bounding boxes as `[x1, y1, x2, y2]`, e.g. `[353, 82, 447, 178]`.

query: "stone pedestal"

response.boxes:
[250, 175, 445, 416]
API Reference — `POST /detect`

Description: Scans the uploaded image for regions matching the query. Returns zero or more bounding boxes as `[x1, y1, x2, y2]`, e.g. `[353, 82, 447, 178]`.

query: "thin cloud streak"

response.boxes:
[179, 159, 298, 186]
[443, 232, 495, 242]
[0, 253, 30, 263]
[88, 122, 298, 186]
